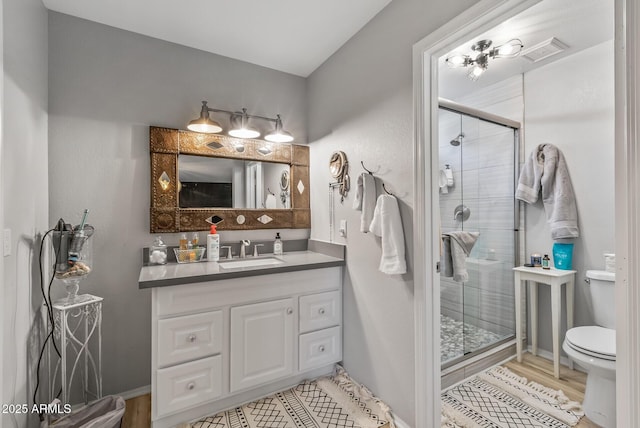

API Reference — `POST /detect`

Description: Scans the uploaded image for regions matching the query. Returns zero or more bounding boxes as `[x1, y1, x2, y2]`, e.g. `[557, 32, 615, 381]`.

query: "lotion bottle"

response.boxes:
[273, 232, 283, 256]
[207, 224, 220, 262]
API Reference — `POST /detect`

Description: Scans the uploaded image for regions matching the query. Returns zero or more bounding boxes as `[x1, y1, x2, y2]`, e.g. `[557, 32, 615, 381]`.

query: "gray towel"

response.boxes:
[516, 144, 579, 239]
[442, 231, 480, 282]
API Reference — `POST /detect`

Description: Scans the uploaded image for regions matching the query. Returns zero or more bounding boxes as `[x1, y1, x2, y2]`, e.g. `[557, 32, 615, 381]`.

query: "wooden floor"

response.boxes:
[121, 353, 597, 428]
[504, 353, 599, 428]
[122, 393, 151, 428]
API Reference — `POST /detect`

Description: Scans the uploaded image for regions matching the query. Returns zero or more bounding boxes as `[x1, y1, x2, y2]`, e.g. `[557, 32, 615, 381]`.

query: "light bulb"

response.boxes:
[228, 128, 260, 139]
[493, 39, 523, 58]
[445, 53, 468, 68]
[467, 65, 485, 81]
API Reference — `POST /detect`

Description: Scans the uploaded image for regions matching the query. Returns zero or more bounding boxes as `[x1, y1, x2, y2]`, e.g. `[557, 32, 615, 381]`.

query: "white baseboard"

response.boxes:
[116, 385, 151, 400]
[393, 414, 412, 428]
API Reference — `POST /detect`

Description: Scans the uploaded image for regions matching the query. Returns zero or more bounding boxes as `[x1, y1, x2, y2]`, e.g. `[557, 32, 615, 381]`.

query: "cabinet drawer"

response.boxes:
[157, 311, 223, 368]
[299, 291, 341, 333]
[299, 326, 342, 371]
[156, 355, 222, 417]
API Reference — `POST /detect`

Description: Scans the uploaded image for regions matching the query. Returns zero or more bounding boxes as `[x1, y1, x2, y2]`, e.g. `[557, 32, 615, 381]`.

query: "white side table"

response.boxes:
[513, 266, 576, 378]
[51, 294, 103, 404]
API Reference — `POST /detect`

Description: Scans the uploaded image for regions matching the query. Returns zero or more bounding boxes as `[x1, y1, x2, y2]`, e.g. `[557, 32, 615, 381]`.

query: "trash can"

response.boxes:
[40, 396, 126, 428]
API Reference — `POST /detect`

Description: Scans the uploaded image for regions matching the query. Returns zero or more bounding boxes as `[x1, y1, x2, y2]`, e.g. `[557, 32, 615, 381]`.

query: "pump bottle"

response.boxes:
[207, 225, 220, 262]
[273, 233, 283, 256]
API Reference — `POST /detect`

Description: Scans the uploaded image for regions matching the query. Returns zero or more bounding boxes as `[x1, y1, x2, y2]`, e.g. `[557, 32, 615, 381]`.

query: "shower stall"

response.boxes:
[438, 99, 520, 367]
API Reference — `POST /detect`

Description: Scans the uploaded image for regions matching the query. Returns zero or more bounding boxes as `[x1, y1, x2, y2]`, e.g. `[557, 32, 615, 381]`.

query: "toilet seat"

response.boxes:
[565, 326, 616, 361]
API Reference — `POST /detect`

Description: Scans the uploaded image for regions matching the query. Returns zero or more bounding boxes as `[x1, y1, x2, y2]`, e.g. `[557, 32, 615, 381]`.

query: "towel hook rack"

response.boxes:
[267, 187, 275, 196]
[382, 183, 395, 197]
[360, 161, 375, 175]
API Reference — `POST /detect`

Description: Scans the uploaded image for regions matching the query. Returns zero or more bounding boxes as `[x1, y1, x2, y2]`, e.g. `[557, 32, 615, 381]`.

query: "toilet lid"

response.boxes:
[566, 326, 616, 360]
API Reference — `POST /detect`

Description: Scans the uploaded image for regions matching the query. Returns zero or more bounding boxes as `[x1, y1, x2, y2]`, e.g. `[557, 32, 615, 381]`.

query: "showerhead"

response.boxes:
[450, 133, 464, 146]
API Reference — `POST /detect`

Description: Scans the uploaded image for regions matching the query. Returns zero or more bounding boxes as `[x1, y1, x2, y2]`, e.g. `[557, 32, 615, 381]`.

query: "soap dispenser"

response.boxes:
[273, 233, 283, 256]
[207, 224, 220, 262]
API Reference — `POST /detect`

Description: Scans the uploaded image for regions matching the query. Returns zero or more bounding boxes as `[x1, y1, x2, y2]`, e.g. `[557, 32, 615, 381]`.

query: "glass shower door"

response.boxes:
[439, 106, 517, 366]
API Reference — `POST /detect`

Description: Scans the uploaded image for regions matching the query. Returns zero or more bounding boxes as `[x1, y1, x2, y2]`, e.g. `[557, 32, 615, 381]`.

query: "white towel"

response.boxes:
[355, 173, 376, 233]
[516, 144, 579, 239]
[265, 194, 277, 209]
[439, 170, 449, 194]
[369, 194, 406, 275]
[352, 174, 363, 210]
[442, 231, 479, 282]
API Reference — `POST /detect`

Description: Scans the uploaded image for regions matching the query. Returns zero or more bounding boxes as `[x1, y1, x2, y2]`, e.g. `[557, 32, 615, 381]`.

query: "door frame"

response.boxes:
[412, 1, 638, 427]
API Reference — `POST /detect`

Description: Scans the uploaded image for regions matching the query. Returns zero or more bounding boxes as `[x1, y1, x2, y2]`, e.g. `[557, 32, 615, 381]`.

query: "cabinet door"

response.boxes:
[230, 298, 295, 393]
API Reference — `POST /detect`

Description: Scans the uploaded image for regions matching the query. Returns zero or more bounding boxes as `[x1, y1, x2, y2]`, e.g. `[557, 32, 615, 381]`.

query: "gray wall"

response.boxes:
[48, 12, 308, 397]
[307, 0, 477, 424]
[2, 0, 49, 426]
[523, 41, 615, 354]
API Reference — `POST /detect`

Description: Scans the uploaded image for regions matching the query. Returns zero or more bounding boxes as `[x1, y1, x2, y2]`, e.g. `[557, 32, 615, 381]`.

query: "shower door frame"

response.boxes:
[438, 98, 521, 368]
[411, 1, 540, 427]
[413, 1, 639, 428]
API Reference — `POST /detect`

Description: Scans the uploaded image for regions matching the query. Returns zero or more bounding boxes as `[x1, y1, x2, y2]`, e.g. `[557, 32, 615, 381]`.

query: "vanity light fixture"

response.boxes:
[187, 101, 294, 142]
[445, 38, 523, 81]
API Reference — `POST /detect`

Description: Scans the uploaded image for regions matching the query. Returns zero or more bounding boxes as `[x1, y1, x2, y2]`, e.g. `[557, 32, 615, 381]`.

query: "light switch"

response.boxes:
[3, 229, 11, 256]
[339, 220, 347, 237]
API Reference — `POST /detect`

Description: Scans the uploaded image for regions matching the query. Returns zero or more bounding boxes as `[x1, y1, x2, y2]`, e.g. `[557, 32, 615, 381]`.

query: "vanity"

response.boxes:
[142, 126, 343, 427]
[139, 244, 344, 428]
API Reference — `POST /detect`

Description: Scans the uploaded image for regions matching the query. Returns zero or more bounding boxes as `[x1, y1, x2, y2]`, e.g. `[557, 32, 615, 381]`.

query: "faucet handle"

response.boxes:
[253, 244, 264, 257]
[220, 246, 232, 259]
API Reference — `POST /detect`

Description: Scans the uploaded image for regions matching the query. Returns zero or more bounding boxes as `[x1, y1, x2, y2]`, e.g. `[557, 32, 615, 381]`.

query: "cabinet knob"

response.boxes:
[319, 345, 325, 353]
[287, 308, 293, 315]
[187, 382, 196, 390]
[187, 334, 197, 343]
[318, 308, 325, 315]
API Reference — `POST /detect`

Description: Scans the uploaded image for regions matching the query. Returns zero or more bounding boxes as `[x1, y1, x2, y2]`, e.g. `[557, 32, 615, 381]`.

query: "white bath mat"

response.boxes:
[189, 366, 394, 428]
[441, 365, 584, 428]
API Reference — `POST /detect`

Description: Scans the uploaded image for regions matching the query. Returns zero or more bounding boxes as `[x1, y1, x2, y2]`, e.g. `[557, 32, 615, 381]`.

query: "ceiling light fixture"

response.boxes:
[187, 101, 294, 143]
[445, 38, 523, 81]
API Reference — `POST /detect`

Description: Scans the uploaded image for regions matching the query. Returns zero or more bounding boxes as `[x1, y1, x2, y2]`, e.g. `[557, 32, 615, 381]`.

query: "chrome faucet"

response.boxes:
[239, 240, 251, 258]
[220, 246, 232, 260]
[253, 244, 264, 257]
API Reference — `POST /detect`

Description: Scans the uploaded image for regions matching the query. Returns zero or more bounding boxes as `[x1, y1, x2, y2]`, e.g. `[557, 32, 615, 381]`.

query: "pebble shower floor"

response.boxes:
[440, 314, 508, 363]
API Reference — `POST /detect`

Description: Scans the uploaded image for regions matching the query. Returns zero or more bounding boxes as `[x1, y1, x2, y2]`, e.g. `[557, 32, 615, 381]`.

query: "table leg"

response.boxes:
[551, 279, 561, 378]
[530, 282, 538, 356]
[515, 274, 523, 362]
[566, 279, 575, 370]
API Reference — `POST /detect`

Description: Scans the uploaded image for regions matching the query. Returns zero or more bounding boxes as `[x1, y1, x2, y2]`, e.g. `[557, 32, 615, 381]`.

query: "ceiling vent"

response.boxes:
[520, 37, 569, 63]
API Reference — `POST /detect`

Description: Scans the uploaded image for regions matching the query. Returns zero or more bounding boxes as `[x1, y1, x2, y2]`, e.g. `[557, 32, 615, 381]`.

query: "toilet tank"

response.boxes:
[586, 270, 616, 329]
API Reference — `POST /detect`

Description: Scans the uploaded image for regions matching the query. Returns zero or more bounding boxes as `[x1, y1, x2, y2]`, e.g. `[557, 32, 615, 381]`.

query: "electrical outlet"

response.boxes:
[3, 229, 11, 256]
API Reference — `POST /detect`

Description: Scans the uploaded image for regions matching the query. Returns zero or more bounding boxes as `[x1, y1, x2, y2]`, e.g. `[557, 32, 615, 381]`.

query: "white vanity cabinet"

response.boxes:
[230, 298, 295, 392]
[150, 267, 342, 428]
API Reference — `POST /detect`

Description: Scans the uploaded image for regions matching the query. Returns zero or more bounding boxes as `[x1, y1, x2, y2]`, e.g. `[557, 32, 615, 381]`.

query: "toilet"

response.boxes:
[562, 270, 616, 428]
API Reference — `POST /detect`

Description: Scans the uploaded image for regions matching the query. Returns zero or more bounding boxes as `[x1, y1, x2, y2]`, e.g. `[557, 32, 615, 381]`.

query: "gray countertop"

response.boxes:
[138, 244, 345, 289]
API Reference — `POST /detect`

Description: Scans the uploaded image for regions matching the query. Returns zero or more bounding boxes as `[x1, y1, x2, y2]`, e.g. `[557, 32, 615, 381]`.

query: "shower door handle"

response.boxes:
[454, 204, 470, 221]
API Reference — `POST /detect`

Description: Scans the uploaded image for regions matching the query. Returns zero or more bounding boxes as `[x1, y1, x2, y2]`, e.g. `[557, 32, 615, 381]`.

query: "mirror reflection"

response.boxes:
[178, 155, 291, 209]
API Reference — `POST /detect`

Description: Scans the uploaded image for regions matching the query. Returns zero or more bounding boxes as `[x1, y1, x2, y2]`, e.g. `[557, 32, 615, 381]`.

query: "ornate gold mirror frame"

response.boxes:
[150, 126, 310, 232]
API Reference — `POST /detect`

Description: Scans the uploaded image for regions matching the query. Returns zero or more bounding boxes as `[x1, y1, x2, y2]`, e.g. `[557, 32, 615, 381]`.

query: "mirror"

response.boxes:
[178, 155, 291, 209]
[150, 126, 310, 232]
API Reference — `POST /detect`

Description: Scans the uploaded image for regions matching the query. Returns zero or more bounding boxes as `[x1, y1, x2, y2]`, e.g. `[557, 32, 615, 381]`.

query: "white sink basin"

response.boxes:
[218, 257, 284, 269]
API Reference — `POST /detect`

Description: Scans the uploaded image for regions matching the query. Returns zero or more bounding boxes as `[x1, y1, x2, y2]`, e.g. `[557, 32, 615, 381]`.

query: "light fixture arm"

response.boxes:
[200, 101, 279, 124]
[188, 101, 293, 142]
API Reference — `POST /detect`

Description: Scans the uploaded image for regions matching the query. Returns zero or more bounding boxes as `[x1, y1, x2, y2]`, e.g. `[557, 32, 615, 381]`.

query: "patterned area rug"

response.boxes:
[441, 366, 584, 428]
[189, 366, 393, 428]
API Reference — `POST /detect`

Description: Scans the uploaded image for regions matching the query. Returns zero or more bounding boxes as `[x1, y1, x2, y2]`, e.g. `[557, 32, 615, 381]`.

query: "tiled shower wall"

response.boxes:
[439, 108, 518, 341]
